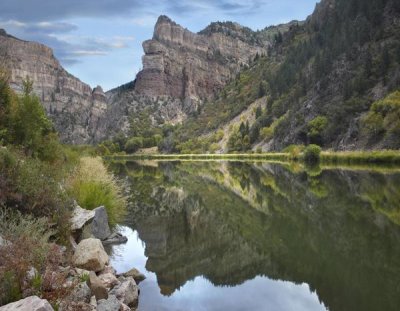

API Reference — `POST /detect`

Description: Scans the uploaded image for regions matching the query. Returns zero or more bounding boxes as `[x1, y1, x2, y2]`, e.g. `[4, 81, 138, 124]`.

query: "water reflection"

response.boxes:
[109, 161, 400, 311]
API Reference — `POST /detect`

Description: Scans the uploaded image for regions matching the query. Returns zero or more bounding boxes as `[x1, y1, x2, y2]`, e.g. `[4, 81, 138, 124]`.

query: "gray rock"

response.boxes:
[87, 271, 108, 301]
[70, 206, 95, 232]
[121, 268, 146, 284]
[73, 238, 109, 272]
[98, 265, 117, 276]
[98, 272, 120, 289]
[0, 296, 54, 311]
[109, 277, 138, 308]
[69, 282, 91, 303]
[92, 206, 111, 240]
[97, 295, 121, 311]
[120, 303, 131, 311]
[90, 295, 97, 308]
[102, 232, 128, 245]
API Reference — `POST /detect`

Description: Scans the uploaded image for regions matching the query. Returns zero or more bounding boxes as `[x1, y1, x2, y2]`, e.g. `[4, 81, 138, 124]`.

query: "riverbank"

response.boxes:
[106, 150, 400, 165]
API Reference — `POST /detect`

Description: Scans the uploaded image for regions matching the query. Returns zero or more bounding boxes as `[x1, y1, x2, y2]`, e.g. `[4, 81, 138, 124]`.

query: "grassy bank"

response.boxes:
[108, 152, 290, 161]
[107, 150, 400, 166]
[320, 150, 400, 165]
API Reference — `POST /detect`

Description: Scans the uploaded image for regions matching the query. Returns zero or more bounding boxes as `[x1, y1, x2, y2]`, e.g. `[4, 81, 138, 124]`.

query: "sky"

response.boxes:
[0, 0, 319, 91]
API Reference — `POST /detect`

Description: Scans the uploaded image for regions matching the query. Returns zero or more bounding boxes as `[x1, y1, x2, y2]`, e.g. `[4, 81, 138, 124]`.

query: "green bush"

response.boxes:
[284, 144, 305, 160]
[125, 137, 143, 153]
[307, 116, 328, 144]
[303, 144, 322, 163]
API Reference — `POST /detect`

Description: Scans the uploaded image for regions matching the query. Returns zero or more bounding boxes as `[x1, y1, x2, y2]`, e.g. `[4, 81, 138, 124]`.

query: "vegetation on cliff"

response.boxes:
[150, 0, 400, 154]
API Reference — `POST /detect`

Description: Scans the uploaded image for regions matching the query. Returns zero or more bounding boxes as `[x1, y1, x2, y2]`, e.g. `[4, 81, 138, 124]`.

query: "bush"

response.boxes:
[0, 208, 54, 305]
[307, 116, 328, 145]
[303, 144, 322, 163]
[0, 148, 71, 241]
[284, 144, 305, 160]
[125, 137, 143, 153]
[67, 157, 126, 226]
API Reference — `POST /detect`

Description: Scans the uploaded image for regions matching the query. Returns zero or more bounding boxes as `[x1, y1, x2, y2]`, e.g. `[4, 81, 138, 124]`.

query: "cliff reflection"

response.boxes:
[116, 161, 400, 311]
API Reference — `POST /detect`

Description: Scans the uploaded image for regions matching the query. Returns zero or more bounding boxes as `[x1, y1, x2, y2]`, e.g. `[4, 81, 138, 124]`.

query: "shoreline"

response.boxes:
[106, 150, 400, 166]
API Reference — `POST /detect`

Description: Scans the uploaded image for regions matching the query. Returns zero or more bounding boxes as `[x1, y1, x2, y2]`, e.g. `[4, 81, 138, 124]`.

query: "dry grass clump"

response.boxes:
[67, 157, 126, 226]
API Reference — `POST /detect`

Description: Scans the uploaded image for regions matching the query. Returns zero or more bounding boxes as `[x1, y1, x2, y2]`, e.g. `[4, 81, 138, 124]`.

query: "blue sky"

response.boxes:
[0, 0, 319, 91]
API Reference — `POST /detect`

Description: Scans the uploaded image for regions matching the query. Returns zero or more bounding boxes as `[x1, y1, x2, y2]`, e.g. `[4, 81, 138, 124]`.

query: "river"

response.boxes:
[107, 160, 400, 311]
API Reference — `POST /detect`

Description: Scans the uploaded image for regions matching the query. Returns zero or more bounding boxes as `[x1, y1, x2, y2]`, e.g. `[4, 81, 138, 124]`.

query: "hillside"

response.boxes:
[159, 0, 400, 153]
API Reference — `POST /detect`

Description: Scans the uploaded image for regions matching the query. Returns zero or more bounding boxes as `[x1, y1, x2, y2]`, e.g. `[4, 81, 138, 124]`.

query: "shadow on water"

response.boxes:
[109, 160, 400, 311]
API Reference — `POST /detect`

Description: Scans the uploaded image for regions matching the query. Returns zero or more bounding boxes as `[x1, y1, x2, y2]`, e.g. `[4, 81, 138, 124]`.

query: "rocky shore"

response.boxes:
[0, 205, 145, 311]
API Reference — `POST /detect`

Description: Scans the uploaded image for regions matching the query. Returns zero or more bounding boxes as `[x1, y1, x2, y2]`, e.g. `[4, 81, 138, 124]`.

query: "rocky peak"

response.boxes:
[134, 15, 268, 106]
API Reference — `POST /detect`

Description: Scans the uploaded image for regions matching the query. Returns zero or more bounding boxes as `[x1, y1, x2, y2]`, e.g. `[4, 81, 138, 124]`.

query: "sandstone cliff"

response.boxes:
[0, 29, 107, 144]
[134, 16, 267, 108]
[104, 16, 271, 138]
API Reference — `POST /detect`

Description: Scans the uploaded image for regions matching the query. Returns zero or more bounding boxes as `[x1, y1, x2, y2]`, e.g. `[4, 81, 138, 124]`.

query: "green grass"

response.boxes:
[320, 150, 400, 165]
[107, 152, 290, 161]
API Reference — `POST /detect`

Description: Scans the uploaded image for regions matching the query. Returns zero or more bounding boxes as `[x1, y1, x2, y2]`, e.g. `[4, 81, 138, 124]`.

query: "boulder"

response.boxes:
[0, 296, 53, 311]
[87, 271, 108, 301]
[99, 265, 117, 276]
[90, 295, 97, 309]
[69, 282, 91, 303]
[97, 295, 121, 311]
[121, 268, 146, 284]
[70, 205, 95, 232]
[120, 303, 131, 311]
[91, 206, 111, 240]
[98, 273, 120, 289]
[109, 277, 138, 308]
[73, 238, 109, 272]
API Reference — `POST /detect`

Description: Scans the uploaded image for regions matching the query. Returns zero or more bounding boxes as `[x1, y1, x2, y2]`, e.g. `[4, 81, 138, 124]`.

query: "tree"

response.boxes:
[255, 106, 262, 119]
[307, 116, 328, 145]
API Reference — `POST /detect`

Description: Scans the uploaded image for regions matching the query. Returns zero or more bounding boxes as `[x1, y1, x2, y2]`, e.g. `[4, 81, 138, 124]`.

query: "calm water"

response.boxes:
[108, 161, 400, 311]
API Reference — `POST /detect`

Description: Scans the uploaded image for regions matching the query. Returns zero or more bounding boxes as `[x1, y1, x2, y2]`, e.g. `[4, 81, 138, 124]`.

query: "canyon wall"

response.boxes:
[0, 29, 107, 144]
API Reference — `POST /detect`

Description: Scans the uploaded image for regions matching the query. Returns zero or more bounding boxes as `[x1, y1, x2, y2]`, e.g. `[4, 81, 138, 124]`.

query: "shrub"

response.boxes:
[0, 208, 54, 305]
[125, 137, 143, 153]
[0, 148, 71, 240]
[284, 144, 305, 160]
[67, 157, 126, 226]
[362, 91, 400, 138]
[307, 116, 328, 144]
[303, 144, 322, 163]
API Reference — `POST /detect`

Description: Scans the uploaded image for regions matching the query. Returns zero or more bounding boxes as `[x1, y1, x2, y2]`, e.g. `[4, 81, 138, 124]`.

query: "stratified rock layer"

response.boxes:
[0, 30, 107, 144]
[135, 16, 267, 105]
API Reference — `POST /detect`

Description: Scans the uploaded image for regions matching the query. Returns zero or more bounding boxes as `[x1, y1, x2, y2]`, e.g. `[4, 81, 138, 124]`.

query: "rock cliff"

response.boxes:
[135, 15, 267, 106]
[104, 16, 271, 138]
[0, 30, 107, 144]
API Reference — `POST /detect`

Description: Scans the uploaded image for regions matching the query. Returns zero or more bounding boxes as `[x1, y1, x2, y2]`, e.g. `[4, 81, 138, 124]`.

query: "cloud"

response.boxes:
[0, 19, 134, 65]
[72, 50, 108, 56]
[0, 0, 145, 22]
[0, 0, 266, 22]
[131, 16, 158, 27]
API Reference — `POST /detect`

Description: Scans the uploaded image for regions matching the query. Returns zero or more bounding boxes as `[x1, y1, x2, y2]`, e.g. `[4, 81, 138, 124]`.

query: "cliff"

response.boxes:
[167, 0, 400, 152]
[135, 16, 267, 106]
[0, 30, 107, 144]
